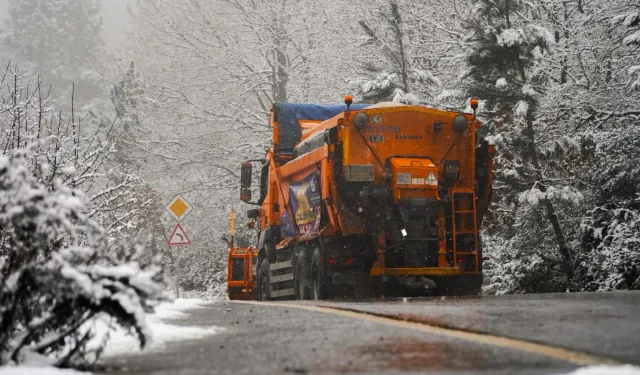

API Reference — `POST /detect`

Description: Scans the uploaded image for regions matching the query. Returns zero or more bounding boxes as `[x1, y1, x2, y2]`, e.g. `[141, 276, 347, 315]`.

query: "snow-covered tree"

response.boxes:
[0, 66, 170, 367]
[576, 130, 640, 291]
[351, 0, 441, 104]
[463, 0, 586, 292]
[111, 61, 144, 169]
[613, 0, 640, 90]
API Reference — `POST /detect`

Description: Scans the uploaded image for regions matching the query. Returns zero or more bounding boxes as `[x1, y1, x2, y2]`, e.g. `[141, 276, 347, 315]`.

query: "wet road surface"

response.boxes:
[100, 292, 640, 375]
[313, 291, 640, 364]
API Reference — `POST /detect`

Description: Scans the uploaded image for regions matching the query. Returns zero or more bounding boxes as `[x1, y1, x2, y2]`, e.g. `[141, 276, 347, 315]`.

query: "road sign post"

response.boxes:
[165, 194, 194, 298]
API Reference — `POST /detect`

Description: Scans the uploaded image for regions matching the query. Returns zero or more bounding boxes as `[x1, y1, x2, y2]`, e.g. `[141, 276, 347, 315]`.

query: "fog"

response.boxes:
[0, 0, 135, 48]
[100, 0, 136, 47]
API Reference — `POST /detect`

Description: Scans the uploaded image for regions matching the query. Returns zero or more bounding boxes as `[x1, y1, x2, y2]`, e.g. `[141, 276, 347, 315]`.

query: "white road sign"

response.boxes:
[168, 224, 191, 246]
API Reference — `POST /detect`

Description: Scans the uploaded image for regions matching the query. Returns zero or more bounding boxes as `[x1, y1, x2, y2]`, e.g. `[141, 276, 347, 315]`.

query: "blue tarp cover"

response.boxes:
[274, 103, 370, 154]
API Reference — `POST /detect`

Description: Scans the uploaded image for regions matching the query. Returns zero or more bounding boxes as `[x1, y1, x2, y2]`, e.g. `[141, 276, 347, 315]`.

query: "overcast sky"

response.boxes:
[0, 0, 136, 48]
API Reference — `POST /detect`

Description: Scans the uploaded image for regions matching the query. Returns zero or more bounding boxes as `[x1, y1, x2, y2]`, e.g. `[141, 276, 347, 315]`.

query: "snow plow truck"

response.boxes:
[225, 210, 258, 300]
[239, 97, 494, 300]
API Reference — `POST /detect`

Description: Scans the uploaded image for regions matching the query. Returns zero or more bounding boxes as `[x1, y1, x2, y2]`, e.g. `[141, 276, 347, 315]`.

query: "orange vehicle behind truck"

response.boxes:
[225, 211, 258, 300]
[239, 97, 494, 300]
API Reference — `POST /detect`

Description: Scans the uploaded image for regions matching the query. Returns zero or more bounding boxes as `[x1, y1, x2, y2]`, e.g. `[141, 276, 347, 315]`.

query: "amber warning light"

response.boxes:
[344, 95, 353, 106]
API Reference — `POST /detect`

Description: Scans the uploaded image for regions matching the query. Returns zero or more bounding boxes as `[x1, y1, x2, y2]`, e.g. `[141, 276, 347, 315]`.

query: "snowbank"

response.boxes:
[96, 298, 222, 357]
[0, 299, 221, 374]
[559, 366, 640, 375]
[0, 368, 85, 375]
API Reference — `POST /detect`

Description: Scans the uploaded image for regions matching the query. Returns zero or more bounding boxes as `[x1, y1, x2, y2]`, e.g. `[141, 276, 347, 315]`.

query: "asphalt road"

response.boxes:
[100, 292, 640, 375]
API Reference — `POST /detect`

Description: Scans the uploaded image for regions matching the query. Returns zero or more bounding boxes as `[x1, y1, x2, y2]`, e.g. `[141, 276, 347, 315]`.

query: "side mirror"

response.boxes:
[241, 188, 252, 202]
[241, 162, 252, 189]
[221, 235, 230, 246]
[247, 208, 260, 219]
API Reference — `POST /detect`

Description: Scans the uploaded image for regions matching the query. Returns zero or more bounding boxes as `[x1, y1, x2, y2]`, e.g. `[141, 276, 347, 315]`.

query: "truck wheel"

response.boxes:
[295, 251, 310, 300]
[310, 248, 324, 300]
[257, 257, 271, 301]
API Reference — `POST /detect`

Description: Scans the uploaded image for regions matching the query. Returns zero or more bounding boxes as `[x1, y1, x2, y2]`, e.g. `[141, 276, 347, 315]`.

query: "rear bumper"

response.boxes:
[228, 292, 257, 301]
[227, 286, 256, 300]
[331, 267, 472, 286]
[330, 268, 368, 285]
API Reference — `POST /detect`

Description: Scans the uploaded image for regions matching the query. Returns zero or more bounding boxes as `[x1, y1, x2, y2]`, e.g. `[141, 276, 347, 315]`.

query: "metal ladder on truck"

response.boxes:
[451, 189, 479, 273]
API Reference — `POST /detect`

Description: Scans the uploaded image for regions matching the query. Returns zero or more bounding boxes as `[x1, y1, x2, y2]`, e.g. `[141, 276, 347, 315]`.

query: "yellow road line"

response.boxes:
[240, 301, 623, 366]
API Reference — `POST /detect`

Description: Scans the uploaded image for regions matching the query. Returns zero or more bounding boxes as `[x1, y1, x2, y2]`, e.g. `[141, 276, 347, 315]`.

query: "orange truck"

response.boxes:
[225, 211, 258, 300]
[239, 97, 494, 300]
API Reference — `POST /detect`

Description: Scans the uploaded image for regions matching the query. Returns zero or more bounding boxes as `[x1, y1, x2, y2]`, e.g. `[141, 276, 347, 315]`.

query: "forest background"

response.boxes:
[1, 0, 639, 299]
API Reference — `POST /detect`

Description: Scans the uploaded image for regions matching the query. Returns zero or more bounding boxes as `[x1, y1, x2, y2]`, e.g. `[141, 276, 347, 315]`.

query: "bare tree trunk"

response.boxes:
[525, 108, 573, 280]
[390, 1, 410, 94]
[274, 47, 288, 102]
[398, 34, 409, 94]
[513, 22, 573, 281]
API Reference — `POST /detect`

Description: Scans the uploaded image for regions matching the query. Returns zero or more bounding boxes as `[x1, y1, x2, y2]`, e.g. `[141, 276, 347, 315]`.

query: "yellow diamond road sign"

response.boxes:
[166, 194, 193, 222]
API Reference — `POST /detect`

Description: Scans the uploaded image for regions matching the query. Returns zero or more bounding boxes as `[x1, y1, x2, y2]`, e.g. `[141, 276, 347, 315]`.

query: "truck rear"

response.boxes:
[240, 98, 494, 299]
[225, 210, 258, 300]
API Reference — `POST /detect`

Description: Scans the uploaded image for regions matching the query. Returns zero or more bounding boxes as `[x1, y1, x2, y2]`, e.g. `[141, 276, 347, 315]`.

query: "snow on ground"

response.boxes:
[0, 299, 222, 375]
[559, 366, 640, 375]
[0, 367, 86, 375]
[98, 298, 223, 357]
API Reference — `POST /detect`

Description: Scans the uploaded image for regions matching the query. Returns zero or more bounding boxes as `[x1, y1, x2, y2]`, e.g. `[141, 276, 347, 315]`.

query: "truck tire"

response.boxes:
[257, 257, 271, 301]
[295, 249, 310, 300]
[310, 248, 324, 300]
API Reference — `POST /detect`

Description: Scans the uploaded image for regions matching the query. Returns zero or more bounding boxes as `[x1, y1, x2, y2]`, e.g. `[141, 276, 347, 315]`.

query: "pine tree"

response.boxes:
[111, 61, 144, 169]
[464, 0, 578, 287]
[4, 0, 105, 99]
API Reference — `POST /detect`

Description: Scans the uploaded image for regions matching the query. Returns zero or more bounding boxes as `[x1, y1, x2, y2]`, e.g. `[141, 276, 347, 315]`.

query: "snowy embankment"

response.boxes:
[0, 299, 222, 375]
[559, 367, 640, 375]
[98, 298, 222, 357]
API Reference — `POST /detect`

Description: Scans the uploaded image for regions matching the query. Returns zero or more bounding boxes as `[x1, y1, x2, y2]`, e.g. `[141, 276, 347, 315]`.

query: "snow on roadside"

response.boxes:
[0, 367, 86, 375]
[0, 299, 221, 375]
[558, 366, 640, 375]
[97, 298, 223, 357]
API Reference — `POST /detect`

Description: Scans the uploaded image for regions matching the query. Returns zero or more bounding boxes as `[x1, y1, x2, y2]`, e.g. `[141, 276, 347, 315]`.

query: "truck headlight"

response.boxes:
[344, 165, 375, 182]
